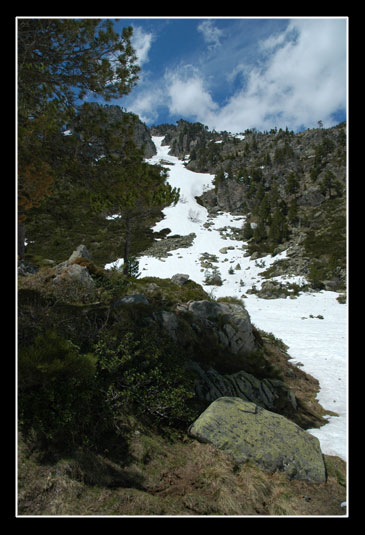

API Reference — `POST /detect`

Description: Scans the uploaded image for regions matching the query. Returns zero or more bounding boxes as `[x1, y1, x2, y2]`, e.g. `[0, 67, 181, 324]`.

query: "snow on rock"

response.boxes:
[105, 136, 348, 461]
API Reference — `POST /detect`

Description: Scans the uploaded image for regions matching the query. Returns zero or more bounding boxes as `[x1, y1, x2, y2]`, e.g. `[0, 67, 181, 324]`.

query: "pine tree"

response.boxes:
[285, 172, 300, 194]
[264, 152, 272, 167]
[288, 198, 299, 225]
[253, 220, 266, 243]
[242, 219, 253, 240]
[213, 168, 225, 188]
[269, 208, 289, 245]
[91, 125, 179, 276]
[258, 194, 271, 225]
[17, 18, 140, 258]
[320, 170, 341, 199]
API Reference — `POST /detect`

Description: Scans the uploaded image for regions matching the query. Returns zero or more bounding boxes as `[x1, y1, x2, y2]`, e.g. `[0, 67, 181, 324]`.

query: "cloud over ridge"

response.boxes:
[123, 18, 346, 132]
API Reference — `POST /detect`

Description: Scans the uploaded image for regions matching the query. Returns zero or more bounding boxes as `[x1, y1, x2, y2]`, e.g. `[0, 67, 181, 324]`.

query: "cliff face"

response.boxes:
[72, 102, 157, 159]
[132, 118, 157, 158]
[151, 120, 346, 211]
[96, 104, 157, 158]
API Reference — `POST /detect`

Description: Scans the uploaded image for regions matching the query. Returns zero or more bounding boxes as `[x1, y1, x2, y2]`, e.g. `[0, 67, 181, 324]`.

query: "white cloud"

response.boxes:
[197, 20, 223, 48]
[124, 18, 346, 133]
[131, 26, 154, 66]
[127, 88, 163, 125]
[123, 65, 218, 125]
[197, 18, 347, 132]
[164, 67, 218, 120]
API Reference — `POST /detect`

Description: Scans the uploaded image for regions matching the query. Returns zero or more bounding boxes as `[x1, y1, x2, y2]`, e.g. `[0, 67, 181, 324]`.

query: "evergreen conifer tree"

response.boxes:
[242, 219, 253, 240]
[90, 120, 179, 276]
[253, 220, 266, 243]
[269, 208, 289, 245]
[17, 18, 140, 258]
[288, 198, 299, 225]
[258, 195, 271, 225]
[285, 172, 300, 194]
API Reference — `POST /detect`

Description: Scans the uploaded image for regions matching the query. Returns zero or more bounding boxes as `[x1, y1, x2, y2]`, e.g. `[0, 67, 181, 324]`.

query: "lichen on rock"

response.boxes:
[188, 397, 326, 483]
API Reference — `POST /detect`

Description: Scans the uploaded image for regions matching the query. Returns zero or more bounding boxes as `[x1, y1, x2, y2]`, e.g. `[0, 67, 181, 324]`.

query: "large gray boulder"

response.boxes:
[188, 397, 326, 482]
[188, 300, 256, 355]
[153, 310, 179, 341]
[55, 244, 92, 273]
[56, 263, 95, 287]
[171, 273, 190, 286]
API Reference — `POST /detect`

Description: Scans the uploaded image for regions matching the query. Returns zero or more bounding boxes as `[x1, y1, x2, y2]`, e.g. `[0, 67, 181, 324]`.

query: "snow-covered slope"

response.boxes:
[106, 136, 348, 461]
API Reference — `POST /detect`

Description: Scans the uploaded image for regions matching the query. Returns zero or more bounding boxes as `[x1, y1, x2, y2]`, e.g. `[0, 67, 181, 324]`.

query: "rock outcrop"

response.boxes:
[171, 273, 190, 286]
[53, 245, 95, 288]
[114, 294, 149, 306]
[188, 397, 326, 482]
[140, 233, 196, 259]
[149, 294, 300, 418]
[187, 300, 256, 355]
[152, 297, 256, 359]
[18, 260, 39, 277]
[189, 361, 297, 413]
[132, 119, 157, 158]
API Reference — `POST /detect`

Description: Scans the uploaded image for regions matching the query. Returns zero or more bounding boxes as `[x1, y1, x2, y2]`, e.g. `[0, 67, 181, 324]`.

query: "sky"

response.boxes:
[105, 17, 347, 134]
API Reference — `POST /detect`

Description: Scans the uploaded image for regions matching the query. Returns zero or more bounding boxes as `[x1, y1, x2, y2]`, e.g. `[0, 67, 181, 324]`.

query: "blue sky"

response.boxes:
[106, 17, 347, 133]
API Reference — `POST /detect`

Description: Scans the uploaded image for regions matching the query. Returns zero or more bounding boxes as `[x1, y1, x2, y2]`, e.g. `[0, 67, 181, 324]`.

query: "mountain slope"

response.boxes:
[151, 120, 347, 291]
[106, 135, 347, 462]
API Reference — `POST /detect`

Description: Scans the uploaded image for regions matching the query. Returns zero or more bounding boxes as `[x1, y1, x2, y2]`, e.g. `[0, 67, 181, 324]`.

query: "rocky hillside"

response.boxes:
[18, 245, 346, 515]
[151, 120, 347, 292]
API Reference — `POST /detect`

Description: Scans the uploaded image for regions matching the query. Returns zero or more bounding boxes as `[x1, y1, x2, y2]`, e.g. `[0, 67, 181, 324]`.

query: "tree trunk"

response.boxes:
[122, 214, 131, 276]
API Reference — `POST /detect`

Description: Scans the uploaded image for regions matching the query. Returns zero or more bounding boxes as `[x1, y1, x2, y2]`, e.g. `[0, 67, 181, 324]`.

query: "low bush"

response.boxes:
[203, 267, 223, 286]
[216, 296, 246, 308]
[18, 331, 101, 450]
[18, 323, 200, 453]
[130, 276, 210, 306]
[94, 328, 199, 428]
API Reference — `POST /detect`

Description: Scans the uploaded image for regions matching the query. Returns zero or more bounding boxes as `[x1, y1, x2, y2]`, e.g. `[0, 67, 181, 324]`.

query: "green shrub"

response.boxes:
[94, 328, 198, 427]
[18, 331, 99, 449]
[308, 261, 326, 290]
[203, 267, 223, 286]
[131, 276, 210, 306]
[216, 296, 246, 308]
[96, 268, 130, 300]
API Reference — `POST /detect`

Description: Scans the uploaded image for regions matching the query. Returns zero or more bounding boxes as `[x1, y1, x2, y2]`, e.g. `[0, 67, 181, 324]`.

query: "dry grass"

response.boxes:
[18, 428, 346, 517]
